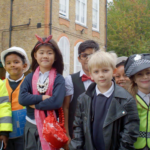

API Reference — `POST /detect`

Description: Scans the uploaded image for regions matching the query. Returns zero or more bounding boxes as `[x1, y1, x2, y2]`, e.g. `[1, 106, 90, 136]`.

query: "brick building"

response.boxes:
[0, 0, 107, 78]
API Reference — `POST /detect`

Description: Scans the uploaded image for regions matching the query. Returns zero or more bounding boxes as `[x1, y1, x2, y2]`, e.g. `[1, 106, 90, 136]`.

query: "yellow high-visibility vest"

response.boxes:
[134, 95, 150, 149]
[0, 79, 12, 132]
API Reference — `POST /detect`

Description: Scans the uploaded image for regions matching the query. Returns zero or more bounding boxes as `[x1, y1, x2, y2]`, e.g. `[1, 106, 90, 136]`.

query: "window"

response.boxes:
[58, 36, 70, 77]
[59, 0, 69, 19]
[76, 0, 87, 26]
[92, 0, 99, 31]
[74, 42, 82, 73]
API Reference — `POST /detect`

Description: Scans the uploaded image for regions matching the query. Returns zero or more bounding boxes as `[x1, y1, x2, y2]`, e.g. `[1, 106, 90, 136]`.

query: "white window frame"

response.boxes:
[75, 0, 87, 26]
[74, 42, 82, 73]
[58, 36, 70, 77]
[59, 0, 69, 19]
[92, 0, 100, 31]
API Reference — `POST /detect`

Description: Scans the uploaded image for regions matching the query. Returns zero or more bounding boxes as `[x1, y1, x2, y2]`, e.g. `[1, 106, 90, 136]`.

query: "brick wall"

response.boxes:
[0, 0, 106, 77]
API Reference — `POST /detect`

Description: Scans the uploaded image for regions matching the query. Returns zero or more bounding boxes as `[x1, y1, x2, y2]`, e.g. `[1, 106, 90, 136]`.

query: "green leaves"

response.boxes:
[107, 0, 150, 56]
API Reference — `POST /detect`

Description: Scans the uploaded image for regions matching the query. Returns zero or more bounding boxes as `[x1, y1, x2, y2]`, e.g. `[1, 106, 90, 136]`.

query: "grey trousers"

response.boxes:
[24, 121, 42, 150]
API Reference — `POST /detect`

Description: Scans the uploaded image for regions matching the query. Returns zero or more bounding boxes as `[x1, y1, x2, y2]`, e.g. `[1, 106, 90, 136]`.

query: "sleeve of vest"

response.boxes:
[0, 80, 12, 132]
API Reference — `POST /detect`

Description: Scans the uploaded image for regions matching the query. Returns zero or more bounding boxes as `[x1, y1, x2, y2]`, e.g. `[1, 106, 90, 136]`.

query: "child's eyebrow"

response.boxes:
[39, 49, 53, 52]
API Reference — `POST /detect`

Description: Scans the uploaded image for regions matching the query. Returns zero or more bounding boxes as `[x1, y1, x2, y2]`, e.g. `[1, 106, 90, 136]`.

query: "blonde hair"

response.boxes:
[88, 51, 117, 72]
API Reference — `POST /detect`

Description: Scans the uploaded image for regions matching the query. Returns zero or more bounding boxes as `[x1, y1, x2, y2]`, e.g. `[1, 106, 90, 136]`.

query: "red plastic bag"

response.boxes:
[42, 108, 69, 149]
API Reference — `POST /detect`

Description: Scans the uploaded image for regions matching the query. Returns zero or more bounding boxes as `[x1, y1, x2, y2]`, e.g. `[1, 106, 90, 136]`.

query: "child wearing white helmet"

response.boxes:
[1, 46, 30, 150]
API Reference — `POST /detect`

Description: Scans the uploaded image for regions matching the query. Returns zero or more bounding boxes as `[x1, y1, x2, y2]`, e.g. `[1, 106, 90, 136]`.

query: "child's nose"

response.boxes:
[120, 76, 125, 80]
[11, 63, 15, 67]
[99, 72, 104, 77]
[143, 74, 148, 78]
[43, 53, 48, 57]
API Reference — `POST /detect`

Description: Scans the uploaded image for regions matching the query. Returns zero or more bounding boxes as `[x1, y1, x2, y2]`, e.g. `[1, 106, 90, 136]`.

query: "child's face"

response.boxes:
[5, 54, 27, 80]
[134, 68, 150, 93]
[34, 46, 55, 72]
[114, 65, 131, 90]
[78, 48, 95, 73]
[90, 65, 114, 90]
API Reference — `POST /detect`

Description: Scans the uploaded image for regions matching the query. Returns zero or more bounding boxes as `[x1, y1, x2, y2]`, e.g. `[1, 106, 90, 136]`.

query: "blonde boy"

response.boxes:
[69, 51, 139, 150]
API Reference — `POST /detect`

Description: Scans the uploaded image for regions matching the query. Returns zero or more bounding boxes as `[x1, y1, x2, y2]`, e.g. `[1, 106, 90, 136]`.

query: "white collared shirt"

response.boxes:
[65, 69, 93, 102]
[39, 71, 49, 84]
[138, 90, 150, 106]
[7, 74, 24, 82]
[96, 81, 114, 98]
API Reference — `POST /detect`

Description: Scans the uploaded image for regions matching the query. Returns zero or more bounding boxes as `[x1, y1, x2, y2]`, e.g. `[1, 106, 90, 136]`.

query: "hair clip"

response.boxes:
[35, 34, 53, 48]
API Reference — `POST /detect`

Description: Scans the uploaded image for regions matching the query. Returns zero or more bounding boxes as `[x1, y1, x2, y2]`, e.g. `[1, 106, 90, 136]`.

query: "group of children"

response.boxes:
[0, 34, 150, 150]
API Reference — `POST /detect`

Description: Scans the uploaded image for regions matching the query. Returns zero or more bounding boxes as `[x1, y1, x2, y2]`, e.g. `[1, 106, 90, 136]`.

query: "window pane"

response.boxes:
[81, 1, 85, 23]
[60, 0, 66, 14]
[74, 42, 82, 73]
[76, 0, 80, 21]
[92, 0, 99, 29]
[58, 36, 70, 77]
[92, 9, 97, 28]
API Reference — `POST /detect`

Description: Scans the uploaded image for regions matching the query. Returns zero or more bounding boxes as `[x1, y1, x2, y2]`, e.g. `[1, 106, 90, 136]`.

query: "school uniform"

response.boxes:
[5, 75, 25, 150]
[69, 82, 139, 150]
[19, 72, 65, 150]
[65, 69, 93, 138]
[92, 83, 114, 150]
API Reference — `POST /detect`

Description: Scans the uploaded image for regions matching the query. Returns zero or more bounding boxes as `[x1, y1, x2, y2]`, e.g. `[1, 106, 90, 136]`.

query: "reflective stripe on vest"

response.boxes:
[0, 96, 9, 104]
[5, 78, 24, 111]
[139, 131, 150, 138]
[0, 116, 12, 124]
[134, 95, 150, 149]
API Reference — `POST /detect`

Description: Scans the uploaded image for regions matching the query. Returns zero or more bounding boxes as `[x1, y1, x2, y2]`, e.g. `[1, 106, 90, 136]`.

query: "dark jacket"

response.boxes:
[69, 82, 139, 150]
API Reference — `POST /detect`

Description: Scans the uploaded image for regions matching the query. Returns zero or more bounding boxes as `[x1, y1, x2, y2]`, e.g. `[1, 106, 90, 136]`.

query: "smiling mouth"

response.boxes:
[118, 83, 125, 87]
[141, 81, 150, 83]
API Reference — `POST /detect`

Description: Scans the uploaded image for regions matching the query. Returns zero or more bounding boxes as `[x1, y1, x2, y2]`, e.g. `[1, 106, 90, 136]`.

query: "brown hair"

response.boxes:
[128, 76, 138, 103]
[31, 38, 64, 74]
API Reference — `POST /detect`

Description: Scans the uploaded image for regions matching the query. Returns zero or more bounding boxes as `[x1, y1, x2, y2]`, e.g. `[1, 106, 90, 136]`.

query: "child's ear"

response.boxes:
[34, 52, 37, 60]
[23, 63, 27, 70]
[78, 56, 81, 63]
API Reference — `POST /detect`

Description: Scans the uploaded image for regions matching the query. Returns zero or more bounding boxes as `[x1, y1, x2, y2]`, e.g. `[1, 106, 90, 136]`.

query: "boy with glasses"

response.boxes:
[63, 40, 99, 149]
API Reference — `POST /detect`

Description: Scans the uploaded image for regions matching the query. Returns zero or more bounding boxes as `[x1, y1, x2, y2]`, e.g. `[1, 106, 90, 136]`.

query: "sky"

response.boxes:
[108, 0, 113, 2]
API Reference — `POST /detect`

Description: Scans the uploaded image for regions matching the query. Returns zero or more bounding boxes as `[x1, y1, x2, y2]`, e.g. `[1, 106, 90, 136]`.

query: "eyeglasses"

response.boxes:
[79, 53, 93, 60]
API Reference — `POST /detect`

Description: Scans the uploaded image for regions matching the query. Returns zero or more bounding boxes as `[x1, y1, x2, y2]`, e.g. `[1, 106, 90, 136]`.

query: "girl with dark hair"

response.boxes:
[124, 54, 150, 150]
[114, 56, 131, 91]
[19, 35, 65, 150]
